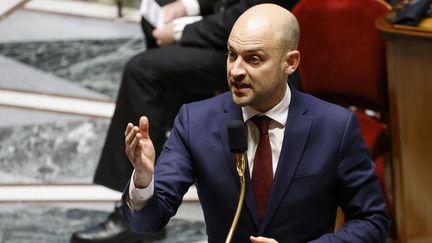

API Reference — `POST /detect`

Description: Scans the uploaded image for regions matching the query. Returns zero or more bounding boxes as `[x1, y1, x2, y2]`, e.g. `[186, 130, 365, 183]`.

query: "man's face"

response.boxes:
[227, 25, 288, 112]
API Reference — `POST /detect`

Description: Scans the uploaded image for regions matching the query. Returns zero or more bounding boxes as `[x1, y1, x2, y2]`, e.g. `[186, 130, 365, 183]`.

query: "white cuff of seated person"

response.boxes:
[180, 0, 200, 16]
[128, 170, 154, 211]
[172, 15, 203, 41]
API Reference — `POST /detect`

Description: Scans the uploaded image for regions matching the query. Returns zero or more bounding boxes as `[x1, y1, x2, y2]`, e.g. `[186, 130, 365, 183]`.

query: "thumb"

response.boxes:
[139, 116, 150, 139]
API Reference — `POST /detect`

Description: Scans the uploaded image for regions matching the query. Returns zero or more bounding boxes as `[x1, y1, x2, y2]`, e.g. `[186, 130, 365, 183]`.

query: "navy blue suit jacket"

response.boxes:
[122, 89, 390, 242]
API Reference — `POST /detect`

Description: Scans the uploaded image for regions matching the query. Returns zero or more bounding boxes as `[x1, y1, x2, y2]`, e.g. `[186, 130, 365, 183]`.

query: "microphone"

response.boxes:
[226, 119, 248, 243]
[227, 119, 248, 178]
[227, 119, 248, 154]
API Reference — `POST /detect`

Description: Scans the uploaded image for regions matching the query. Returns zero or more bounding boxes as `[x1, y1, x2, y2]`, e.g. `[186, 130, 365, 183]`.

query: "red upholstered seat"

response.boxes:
[293, 0, 390, 112]
[354, 111, 389, 202]
[354, 111, 387, 156]
[292, 0, 393, 228]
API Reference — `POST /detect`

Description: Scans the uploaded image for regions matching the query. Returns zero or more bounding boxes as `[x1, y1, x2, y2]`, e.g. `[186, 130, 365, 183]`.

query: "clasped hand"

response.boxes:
[124, 116, 155, 188]
[152, 0, 187, 46]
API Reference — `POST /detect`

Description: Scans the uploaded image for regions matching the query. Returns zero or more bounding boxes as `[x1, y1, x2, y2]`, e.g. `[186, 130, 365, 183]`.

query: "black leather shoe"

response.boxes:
[70, 203, 165, 243]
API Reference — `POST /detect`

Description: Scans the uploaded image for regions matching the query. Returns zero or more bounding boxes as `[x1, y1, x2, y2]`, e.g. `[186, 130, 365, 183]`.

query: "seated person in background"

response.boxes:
[71, 0, 299, 242]
[123, 4, 391, 243]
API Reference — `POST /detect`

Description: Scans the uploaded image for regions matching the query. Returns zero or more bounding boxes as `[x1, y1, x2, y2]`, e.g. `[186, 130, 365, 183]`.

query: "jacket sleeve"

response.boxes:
[180, 0, 299, 49]
[308, 113, 391, 242]
[121, 105, 195, 234]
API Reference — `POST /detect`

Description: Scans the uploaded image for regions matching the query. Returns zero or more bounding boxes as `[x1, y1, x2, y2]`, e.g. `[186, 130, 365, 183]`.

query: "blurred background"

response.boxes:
[0, 0, 204, 242]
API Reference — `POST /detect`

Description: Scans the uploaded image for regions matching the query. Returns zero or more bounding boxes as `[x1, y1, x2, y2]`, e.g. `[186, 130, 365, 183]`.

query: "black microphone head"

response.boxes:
[227, 119, 248, 154]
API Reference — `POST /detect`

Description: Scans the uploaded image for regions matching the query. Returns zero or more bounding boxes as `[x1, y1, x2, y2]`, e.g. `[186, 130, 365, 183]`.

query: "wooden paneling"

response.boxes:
[377, 17, 432, 243]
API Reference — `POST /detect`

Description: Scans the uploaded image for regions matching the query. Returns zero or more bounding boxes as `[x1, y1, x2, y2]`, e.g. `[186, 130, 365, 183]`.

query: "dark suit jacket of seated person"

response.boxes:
[122, 4, 391, 243]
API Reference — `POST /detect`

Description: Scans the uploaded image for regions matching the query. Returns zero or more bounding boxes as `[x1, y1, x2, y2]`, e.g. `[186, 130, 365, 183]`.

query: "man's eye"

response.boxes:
[249, 56, 261, 64]
[227, 51, 237, 61]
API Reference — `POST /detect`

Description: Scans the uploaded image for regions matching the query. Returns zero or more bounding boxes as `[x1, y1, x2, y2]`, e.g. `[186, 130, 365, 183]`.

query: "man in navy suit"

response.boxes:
[72, 0, 298, 242]
[122, 4, 390, 242]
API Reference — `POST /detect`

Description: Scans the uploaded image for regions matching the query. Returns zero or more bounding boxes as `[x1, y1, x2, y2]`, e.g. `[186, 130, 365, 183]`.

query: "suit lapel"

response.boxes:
[260, 89, 313, 233]
[216, 93, 261, 229]
[216, 94, 243, 181]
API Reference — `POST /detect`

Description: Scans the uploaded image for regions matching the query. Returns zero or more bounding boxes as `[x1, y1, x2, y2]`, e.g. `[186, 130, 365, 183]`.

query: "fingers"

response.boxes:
[152, 24, 175, 46]
[250, 236, 278, 243]
[125, 123, 139, 146]
[124, 122, 133, 137]
[125, 116, 149, 146]
[131, 131, 142, 157]
[152, 28, 164, 46]
[133, 135, 144, 162]
[124, 119, 156, 187]
[125, 124, 139, 163]
[139, 116, 150, 139]
[124, 117, 156, 167]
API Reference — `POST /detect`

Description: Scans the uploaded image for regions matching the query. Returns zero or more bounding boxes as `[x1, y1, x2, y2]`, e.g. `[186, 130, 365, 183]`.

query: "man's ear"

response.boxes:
[284, 50, 300, 75]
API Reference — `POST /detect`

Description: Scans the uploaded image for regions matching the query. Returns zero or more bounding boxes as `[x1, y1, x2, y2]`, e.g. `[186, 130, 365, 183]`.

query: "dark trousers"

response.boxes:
[94, 40, 228, 191]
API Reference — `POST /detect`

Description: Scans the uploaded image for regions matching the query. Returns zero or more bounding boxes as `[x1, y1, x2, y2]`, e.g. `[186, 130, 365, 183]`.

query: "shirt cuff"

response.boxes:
[127, 170, 154, 212]
[180, 0, 200, 16]
[172, 16, 203, 41]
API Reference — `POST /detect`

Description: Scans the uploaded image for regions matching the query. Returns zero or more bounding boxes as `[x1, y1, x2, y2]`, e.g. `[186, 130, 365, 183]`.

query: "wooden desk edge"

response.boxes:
[376, 15, 432, 40]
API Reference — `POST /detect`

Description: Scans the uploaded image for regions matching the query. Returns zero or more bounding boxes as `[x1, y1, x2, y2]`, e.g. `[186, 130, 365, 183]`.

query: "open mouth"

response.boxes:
[232, 82, 251, 91]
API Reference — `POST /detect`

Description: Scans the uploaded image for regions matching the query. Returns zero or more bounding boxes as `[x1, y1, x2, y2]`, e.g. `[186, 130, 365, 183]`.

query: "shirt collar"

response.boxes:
[242, 84, 291, 127]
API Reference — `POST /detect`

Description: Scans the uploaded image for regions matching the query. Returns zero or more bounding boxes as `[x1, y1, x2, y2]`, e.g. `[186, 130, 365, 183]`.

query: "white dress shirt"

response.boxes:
[242, 84, 291, 177]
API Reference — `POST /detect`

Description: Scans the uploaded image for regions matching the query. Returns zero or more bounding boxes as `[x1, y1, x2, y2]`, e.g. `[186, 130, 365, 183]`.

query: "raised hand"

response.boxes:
[124, 116, 156, 188]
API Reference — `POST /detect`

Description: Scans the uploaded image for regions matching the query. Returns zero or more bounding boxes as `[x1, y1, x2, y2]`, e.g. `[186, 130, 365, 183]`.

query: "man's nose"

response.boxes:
[230, 58, 246, 81]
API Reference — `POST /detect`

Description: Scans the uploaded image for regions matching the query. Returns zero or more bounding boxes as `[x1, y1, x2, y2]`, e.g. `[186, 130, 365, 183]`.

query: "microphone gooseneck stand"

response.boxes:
[225, 153, 247, 243]
[226, 120, 248, 243]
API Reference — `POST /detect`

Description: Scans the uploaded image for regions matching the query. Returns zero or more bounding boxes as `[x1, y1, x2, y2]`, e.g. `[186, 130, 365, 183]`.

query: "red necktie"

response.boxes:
[251, 116, 273, 222]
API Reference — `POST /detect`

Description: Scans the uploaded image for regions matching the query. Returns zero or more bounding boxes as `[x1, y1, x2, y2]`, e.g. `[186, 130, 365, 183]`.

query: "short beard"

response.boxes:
[231, 93, 251, 107]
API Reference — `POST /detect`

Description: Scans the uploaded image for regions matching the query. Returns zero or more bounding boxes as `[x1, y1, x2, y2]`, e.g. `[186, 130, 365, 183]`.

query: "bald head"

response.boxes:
[230, 4, 300, 52]
[226, 4, 300, 112]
